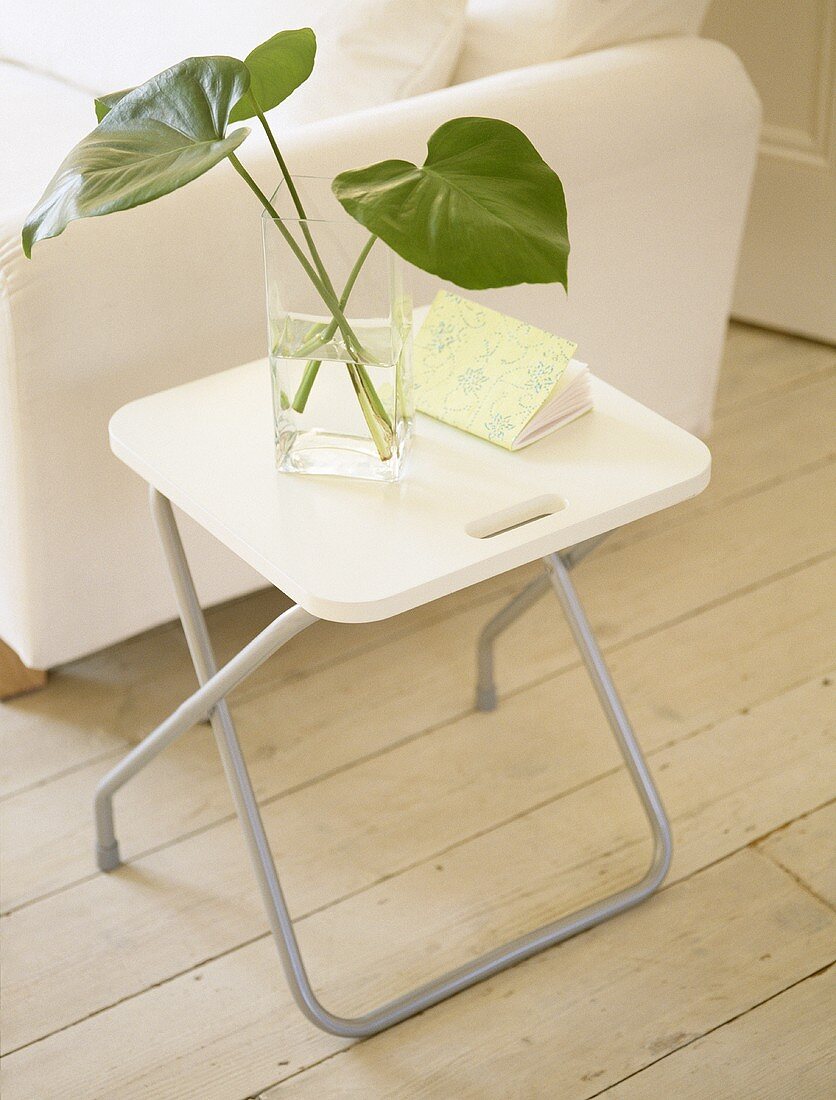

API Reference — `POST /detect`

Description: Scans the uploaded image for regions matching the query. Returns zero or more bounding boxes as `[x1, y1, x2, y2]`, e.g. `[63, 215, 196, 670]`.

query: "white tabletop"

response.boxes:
[110, 360, 710, 623]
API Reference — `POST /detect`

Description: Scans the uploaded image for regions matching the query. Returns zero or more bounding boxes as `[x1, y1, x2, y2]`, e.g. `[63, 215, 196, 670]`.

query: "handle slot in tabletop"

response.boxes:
[466, 494, 566, 539]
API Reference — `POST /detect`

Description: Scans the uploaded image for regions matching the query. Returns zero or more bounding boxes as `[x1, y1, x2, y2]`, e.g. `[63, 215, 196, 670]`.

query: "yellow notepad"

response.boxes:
[413, 291, 592, 450]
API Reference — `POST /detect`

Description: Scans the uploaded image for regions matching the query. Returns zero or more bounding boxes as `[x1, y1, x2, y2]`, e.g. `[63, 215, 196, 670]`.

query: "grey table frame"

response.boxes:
[94, 486, 672, 1039]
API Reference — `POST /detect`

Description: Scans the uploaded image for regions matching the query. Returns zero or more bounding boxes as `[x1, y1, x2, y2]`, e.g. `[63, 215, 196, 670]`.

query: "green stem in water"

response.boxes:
[293, 321, 327, 364]
[292, 235, 378, 413]
[254, 102, 383, 417]
[348, 363, 393, 461]
[291, 361, 320, 413]
[295, 234, 377, 358]
[354, 363, 390, 424]
[242, 115, 380, 372]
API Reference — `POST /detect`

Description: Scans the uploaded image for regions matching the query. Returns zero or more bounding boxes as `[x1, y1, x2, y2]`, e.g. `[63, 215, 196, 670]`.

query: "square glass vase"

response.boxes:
[262, 177, 414, 483]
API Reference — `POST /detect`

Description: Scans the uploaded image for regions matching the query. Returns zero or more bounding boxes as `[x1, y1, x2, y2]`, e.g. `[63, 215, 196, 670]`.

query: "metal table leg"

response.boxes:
[94, 494, 671, 1039]
[476, 532, 608, 711]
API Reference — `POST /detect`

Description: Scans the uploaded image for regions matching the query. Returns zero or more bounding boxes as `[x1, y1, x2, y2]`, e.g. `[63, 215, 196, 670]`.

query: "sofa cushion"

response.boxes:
[0, 1, 466, 129]
[454, 0, 710, 83]
[0, 64, 98, 210]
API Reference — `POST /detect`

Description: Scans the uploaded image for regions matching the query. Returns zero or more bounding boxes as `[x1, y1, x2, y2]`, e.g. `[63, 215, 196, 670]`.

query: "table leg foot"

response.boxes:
[96, 840, 121, 873]
[475, 684, 498, 712]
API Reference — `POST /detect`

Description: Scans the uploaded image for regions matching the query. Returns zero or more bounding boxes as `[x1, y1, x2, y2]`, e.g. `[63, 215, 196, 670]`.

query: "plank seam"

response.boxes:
[0, 746, 129, 806]
[713, 359, 835, 420]
[756, 843, 836, 914]
[587, 961, 836, 1099]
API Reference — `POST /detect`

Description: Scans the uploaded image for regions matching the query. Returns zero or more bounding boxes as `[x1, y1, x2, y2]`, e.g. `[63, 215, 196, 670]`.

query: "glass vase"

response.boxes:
[262, 177, 414, 482]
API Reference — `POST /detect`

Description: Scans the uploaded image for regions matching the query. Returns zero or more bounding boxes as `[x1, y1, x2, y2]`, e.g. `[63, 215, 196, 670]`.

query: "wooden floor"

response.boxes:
[1, 323, 834, 1098]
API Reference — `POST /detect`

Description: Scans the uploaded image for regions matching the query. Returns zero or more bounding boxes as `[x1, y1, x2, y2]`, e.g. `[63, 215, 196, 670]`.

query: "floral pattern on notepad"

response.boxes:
[485, 411, 515, 442]
[528, 361, 553, 394]
[458, 366, 488, 396]
[413, 291, 578, 449]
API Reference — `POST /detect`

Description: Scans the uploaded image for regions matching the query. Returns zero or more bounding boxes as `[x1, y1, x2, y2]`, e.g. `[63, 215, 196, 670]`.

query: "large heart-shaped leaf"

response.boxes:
[229, 28, 316, 122]
[95, 28, 316, 124]
[24, 56, 250, 257]
[332, 117, 569, 291]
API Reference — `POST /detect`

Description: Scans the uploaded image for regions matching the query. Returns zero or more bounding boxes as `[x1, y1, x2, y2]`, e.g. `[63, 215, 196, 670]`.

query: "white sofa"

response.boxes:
[0, 2, 760, 670]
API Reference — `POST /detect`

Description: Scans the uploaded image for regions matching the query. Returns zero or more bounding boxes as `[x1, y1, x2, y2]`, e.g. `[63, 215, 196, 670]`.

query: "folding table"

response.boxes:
[98, 358, 710, 1037]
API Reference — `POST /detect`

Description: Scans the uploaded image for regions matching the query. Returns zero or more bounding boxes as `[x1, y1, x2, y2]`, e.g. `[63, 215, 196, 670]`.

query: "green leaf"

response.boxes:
[229, 28, 316, 123]
[94, 29, 316, 125]
[24, 56, 250, 257]
[332, 117, 569, 291]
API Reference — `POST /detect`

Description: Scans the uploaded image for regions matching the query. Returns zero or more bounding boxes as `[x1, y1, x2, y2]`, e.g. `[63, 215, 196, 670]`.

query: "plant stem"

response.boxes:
[343, 232, 377, 297]
[356, 364, 390, 423]
[291, 361, 320, 413]
[227, 152, 363, 356]
[249, 114, 379, 371]
[253, 102, 303, 213]
[291, 235, 378, 413]
[229, 154, 330, 302]
[295, 234, 376, 357]
[348, 363, 393, 461]
[229, 150, 394, 460]
[254, 104, 341, 305]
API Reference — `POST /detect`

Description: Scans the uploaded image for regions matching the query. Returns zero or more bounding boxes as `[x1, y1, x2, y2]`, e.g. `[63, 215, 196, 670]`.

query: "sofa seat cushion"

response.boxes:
[0, 1, 467, 131]
[455, 0, 711, 83]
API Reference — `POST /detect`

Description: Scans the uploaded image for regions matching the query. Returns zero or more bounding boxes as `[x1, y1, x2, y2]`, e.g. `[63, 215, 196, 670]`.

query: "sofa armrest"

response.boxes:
[1, 36, 760, 423]
[0, 36, 759, 665]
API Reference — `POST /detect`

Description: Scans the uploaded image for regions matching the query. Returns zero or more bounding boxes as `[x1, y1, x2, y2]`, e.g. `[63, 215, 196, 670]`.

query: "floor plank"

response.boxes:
[3, 460, 833, 913]
[0, 586, 289, 800]
[758, 800, 836, 909]
[711, 372, 834, 491]
[713, 322, 835, 415]
[3, 563, 834, 1051]
[1, 535, 549, 803]
[602, 366, 835, 555]
[3, 849, 834, 1099]
[598, 965, 835, 1099]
